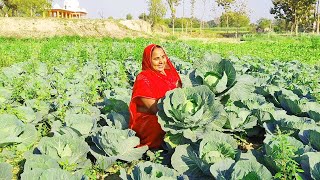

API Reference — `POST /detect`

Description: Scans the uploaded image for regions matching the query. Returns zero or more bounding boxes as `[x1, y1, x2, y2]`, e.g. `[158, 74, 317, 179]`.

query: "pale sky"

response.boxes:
[52, 0, 274, 23]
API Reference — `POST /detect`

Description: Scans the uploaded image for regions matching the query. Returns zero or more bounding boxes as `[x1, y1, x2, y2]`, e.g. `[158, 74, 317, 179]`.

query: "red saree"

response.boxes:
[129, 44, 181, 149]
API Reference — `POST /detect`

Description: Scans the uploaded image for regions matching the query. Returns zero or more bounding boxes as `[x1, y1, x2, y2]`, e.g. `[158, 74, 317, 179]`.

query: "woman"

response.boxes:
[129, 44, 182, 149]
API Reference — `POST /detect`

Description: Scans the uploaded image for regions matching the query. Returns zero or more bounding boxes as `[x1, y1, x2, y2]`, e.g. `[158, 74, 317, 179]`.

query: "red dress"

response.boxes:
[129, 44, 181, 149]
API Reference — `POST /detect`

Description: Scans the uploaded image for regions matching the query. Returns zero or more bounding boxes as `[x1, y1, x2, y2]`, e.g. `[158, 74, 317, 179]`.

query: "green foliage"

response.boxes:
[3, 0, 50, 17]
[267, 129, 304, 180]
[147, 0, 166, 26]
[138, 13, 149, 21]
[146, 150, 164, 164]
[169, 17, 201, 28]
[216, 0, 236, 10]
[1, 36, 320, 68]
[165, 0, 181, 31]
[273, 19, 288, 32]
[257, 18, 273, 30]
[270, 0, 317, 33]
[216, 0, 236, 28]
[220, 11, 250, 27]
[126, 13, 133, 20]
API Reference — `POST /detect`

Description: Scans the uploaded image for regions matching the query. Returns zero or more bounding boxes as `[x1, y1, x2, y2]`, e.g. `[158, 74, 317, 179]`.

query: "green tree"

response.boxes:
[257, 18, 273, 31]
[126, 13, 133, 20]
[138, 12, 149, 21]
[273, 19, 287, 32]
[148, 0, 167, 27]
[0, 1, 4, 16]
[2, 0, 51, 17]
[220, 11, 250, 27]
[2, 0, 17, 16]
[270, 0, 317, 34]
[316, 0, 320, 33]
[207, 19, 218, 28]
[190, 0, 196, 32]
[216, 0, 236, 28]
[166, 0, 181, 34]
[173, 17, 201, 28]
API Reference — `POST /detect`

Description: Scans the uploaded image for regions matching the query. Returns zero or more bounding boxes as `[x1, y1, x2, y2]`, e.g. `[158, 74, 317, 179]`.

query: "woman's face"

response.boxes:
[151, 47, 166, 73]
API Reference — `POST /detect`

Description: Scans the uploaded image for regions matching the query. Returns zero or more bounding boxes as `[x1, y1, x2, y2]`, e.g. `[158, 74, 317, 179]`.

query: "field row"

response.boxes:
[1, 35, 320, 68]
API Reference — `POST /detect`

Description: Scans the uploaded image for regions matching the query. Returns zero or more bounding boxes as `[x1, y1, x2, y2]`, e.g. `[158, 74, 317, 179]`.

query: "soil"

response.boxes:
[0, 17, 152, 38]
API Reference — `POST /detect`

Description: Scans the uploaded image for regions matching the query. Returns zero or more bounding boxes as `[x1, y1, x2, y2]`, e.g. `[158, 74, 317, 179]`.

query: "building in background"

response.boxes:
[47, 0, 87, 18]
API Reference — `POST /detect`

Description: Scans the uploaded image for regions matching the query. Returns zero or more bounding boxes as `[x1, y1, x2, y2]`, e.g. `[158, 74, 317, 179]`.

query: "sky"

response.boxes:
[52, 0, 274, 23]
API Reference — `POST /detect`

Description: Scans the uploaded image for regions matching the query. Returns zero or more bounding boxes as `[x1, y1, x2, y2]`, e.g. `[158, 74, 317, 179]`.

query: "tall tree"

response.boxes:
[148, 0, 167, 27]
[2, 0, 17, 16]
[216, 0, 236, 29]
[200, 0, 207, 33]
[316, 0, 320, 33]
[220, 11, 249, 27]
[126, 13, 133, 20]
[139, 12, 149, 21]
[190, 0, 196, 31]
[166, 0, 181, 34]
[270, 0, 316, 35]
[0, 1, 3, 15]
[2, 0, 50, 17]
[257, 18, 273, 31]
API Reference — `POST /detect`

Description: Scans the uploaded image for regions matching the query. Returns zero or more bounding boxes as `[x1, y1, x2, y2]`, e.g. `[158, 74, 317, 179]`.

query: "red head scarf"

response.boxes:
[129, 44, 181, 149]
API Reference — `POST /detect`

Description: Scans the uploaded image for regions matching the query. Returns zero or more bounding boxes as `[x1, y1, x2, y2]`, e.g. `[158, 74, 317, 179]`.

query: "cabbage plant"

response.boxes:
[157, 85, 225, 145]
[299, 127, 320, 151]
[0, 114, 38, 150]
[36, 133, 91, 172]
[0, 162, 13, 180]
[171, 131, 238, 179]
[193, 54, 236, 96]
[90, 126, 148, 169]
[300, 152, 320, 180]
[230, 159, 273, 180]
[21, 154, 87, 180]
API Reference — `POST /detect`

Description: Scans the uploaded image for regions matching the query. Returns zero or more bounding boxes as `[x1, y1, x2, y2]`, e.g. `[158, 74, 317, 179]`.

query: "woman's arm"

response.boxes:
[177, 80, 182, 88]
[136, 97, 158, 114]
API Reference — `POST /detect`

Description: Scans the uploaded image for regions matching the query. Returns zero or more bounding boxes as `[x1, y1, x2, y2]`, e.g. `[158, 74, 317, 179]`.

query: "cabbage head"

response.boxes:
[194, 54, 237, 96]
[203, 73, 220, 89]
[199, 131, 238, 164]
[157, 85, 226, 144]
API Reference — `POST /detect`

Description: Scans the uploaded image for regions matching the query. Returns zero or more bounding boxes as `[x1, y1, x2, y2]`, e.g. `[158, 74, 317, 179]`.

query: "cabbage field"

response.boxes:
[0, 36, 320, 180]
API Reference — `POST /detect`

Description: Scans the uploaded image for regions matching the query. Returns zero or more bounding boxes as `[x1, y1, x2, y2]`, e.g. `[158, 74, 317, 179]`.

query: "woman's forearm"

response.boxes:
[138, 97, 158, 114]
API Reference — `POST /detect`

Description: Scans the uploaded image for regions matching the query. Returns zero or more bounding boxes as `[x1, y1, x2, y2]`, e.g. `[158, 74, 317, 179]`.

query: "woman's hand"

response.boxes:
[137, 97, 158, 114]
